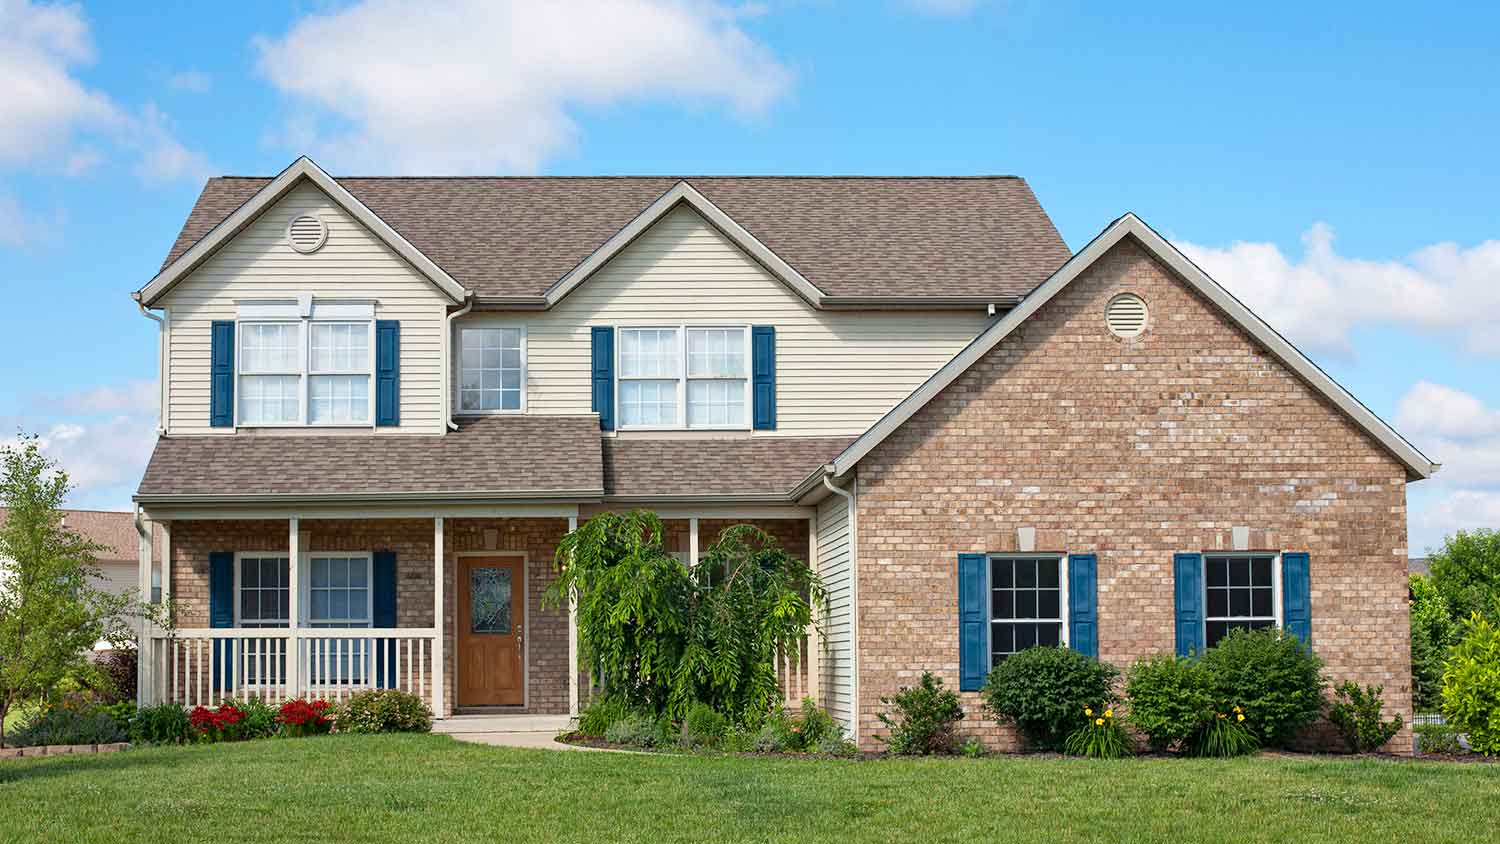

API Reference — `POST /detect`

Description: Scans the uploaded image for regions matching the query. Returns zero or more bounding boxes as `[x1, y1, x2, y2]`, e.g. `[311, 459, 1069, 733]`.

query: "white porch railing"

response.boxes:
[143, 628, 439, 711]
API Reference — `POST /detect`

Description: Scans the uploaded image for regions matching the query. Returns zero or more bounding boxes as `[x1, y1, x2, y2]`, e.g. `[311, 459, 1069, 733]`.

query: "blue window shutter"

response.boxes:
[1173, 552, 1205, 657]
[1068, 554, 1098, 658]
[958, 553, 988, 691]
[1282, 552, 1311, 646]
[210, 321, 234, 427]
[372, 550, 398, 688]
[591, 326, 614, 431]
[752, 325, 776, 430]
[209, 551, 234, 692]
[375, 320, 400, 426]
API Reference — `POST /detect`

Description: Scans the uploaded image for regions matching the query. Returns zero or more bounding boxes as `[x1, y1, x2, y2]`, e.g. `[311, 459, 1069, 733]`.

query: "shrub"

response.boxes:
[813, 734, 860, 758]
[89, 648, 139, 705]
[577, 695, 632, 737]
[190, 702, 249, 742]
[1188, 705, 1259, 757]
[129, 703, 191, 745]
[791, 698, 839, 749]
[1199, 627, 1324, 748]
[8, 705, 127, 747]
[1413, 722, 1463, 755]
[336, 689, 433, 734]
[1064, 705, 1132, 759]
[981, 647, 1118, 751]
[1125, 653, 1212, 752]
[876, 671, 964, 755]
[101, 701, 137, 734]
[603, 712, 674, 748]
[238, 697, 280, 739]
[960, 737, 985, 758]
[1410, 574, 1456, 711]
[277, 698, 333, 738]
[753, 712, 798, 753]
[1440, 613, 1500, 755]
[682, 702, 729, 748]
[1327, 682, 1404, 753]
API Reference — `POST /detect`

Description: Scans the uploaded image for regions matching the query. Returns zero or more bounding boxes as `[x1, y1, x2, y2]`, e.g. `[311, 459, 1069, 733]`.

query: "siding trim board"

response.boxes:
[830, 213, 1439, 481]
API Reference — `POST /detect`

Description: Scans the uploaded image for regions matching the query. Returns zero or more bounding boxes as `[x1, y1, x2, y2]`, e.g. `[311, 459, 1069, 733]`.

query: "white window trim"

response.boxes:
[1202, 551, 1282, 645]
[985, 553, 1069, 664]
[453, 321, 528, 415]
[615, 324, 752, 431]
[234, 315, 375, 429]
[232, 551, 291, 628]
[302, 551, 374, 628]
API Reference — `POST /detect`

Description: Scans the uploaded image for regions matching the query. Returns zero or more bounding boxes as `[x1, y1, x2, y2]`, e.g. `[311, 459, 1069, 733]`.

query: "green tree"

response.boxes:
[545, 510, 824, 723]
[1429, 529, 1500, 622]
[1409, 573, 1456, 711]
[0, 436, 122, 745]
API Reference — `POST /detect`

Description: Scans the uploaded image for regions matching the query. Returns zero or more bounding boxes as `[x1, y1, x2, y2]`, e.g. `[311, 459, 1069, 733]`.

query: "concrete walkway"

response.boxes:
[447, 730, 607, 751]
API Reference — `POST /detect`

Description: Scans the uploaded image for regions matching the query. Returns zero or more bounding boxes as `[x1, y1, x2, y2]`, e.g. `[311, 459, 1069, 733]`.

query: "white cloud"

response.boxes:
[44, 380, 159, 415]
[1176, 224, 1500, 358]
[1396, 381, 1500, 549]
[167, 69, 212, 93]
[31, 415, 157, 507]
[1397, 381, 1500, 442]
[0, 1, 210, 194]
[253, 0, 791, 174]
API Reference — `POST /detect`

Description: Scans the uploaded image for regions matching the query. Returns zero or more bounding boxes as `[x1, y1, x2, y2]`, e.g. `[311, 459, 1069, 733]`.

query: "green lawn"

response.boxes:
[1, 735, 1496, 844]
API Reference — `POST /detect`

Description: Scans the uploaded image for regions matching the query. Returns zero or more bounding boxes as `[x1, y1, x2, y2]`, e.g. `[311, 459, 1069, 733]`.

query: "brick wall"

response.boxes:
[854, 237, 1413, 753]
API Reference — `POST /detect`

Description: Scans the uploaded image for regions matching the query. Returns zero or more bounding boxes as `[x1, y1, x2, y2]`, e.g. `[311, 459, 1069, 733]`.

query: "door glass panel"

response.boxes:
[469, 567, 513, 634]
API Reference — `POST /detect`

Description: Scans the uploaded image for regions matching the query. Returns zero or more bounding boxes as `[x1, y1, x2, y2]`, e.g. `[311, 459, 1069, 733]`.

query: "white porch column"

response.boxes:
[688, 517, 699, 567]
[432, 517, 446, 718]
[287, 517, 300, 698]
[137, 512, 153, 705]
[567, 514, 579, 718]
[157, 522, 171, 705]
[806, 514, 819, 704]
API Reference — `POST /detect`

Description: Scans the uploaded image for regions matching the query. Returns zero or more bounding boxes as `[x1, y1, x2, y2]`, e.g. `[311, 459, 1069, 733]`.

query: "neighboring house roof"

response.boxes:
[829, 213, 1441, 482]
[135, 416, 605, 502]
[603, 437, 854, 500]
[147, 158, 1068, 306]
[1409, 557, 1432, 576]
[0, 508, 141, 561]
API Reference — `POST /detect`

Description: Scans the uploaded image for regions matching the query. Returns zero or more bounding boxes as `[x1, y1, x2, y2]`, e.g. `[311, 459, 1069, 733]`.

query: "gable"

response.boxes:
[834, 214, 1438, 481]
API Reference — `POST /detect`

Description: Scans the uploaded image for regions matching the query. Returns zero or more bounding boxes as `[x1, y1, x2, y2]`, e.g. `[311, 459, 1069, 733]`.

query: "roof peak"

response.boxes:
[210, 174, 1029, 182]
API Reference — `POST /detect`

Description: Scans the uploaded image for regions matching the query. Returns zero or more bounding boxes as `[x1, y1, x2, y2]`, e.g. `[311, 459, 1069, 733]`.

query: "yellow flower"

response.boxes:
[1237, 714, 1245, 722]
[1217, 713, 1227, 719]
[1084, 707, 1093, 716]
[1233, 705, 1242, 713]
[1104, 709, 1114, 718]
[1095, 718, 1105, 726]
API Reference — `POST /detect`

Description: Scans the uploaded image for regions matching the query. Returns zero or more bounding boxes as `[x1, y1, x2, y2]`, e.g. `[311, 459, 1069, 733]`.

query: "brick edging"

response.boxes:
[0, 742, 130, 760]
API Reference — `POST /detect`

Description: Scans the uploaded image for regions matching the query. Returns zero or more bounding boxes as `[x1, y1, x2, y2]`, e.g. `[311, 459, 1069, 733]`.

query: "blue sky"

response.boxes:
[1, 0, 1496, 553]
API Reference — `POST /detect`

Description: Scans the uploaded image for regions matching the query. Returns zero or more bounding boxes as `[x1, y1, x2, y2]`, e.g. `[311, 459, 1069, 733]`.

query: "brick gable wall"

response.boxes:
[854, 236, 1412, 752]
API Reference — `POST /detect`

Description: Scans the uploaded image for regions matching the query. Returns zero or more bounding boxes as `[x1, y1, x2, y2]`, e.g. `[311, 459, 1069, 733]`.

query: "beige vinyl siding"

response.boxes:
[160, 183, 450, 435]
[455, 205, 991, 436]
[817, 490, 855, 734]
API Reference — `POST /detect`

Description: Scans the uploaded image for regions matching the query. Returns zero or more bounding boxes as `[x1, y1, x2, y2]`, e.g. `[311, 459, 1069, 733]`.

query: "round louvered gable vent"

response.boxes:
[286, 215, 328, 253]
[1105, 293, 1148, 338]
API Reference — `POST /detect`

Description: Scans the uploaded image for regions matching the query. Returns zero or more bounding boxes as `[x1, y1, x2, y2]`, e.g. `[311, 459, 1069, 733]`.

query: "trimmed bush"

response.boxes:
[1440, 613, 1500, 755]
[1327, 682, 1403, 753]
[336, 689, 433, 734]
[8, 705, 126, 747]
[1125, 653, 1212, 752]
[129, 703, 192, 745]
[876, 671, 964, 755]
[576, 695, 632, 737]
[1199, 627, 1324, 748]
[681, 702, 728, 748]
[981, 647, 1118, 751]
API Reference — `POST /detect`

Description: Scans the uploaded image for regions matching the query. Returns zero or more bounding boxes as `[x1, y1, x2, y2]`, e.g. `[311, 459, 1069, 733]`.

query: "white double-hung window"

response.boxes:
[238, 309, 374, 426]
[618, 326, 748, 429]
[457, 326, 525, 412]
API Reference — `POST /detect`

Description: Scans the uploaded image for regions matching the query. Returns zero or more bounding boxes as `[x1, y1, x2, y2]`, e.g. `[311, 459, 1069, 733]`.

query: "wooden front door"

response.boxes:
[457, 555, 525, 706]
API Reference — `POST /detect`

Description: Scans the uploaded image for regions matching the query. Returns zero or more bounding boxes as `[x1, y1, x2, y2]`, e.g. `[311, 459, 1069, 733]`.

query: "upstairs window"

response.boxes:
[458, 327, 525, 412]
[237, 317, 373, 426]
[617, 325, 748, 429]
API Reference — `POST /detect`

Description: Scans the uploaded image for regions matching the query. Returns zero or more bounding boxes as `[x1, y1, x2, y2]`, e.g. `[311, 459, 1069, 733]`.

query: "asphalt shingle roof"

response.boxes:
[602, 436, 853, 498]
[161, 176, 1069, 300]
[136, 416, 604, 499]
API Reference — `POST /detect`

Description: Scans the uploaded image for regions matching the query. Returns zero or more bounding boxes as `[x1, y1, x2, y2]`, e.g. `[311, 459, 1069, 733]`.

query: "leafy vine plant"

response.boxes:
[544, 510, 826, 724]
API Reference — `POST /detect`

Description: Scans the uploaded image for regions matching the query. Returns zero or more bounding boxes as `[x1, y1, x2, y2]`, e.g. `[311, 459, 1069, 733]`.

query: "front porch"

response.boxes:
[136, 506, 818, 718]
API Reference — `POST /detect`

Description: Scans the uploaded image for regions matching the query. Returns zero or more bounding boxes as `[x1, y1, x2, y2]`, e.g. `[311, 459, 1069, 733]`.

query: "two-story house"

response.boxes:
[130, 157, 1437, 751]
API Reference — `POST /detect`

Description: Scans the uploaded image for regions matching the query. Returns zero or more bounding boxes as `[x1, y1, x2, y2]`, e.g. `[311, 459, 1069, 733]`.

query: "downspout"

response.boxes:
[136, 299, 166, 434]
[444, 296, 474, 431]
[821, 469, 858, 745]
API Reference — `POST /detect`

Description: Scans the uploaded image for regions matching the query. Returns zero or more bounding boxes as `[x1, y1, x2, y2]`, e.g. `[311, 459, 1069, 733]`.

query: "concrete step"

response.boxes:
[434, 713, 572, 734]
